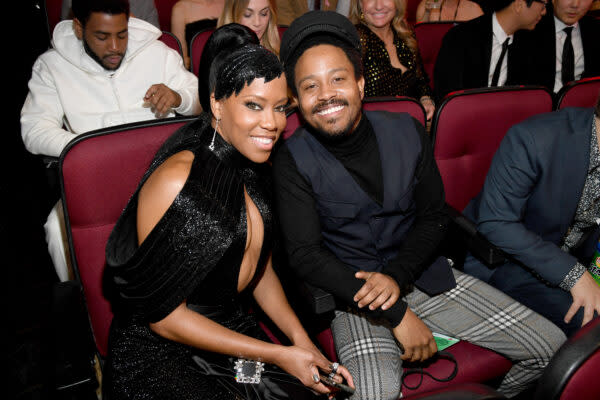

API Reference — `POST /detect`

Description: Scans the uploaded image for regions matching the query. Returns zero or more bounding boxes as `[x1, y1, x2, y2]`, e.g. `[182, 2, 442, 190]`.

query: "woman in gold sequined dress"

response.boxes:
[349, 0, 435, 122]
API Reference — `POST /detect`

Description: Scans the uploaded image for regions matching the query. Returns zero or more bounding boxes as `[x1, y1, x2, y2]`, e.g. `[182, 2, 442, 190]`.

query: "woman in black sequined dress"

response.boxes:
[103, 29, 353, 400]
[348, 0, 436, 122]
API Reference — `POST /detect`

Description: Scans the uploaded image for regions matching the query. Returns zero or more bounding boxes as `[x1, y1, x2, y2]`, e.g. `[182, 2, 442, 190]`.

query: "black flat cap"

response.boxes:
[280, 10, 361, 65]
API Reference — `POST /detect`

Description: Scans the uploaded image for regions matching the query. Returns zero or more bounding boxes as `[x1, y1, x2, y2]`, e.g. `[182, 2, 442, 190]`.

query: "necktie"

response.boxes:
[561, 26, 574, 85]
[313, 0, 321, 10]
[491, 38, 510, 87]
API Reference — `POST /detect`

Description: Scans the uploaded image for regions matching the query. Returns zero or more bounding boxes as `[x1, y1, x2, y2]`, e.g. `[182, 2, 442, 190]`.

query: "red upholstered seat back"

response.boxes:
[432, 86, 553, 212]
[363, 96, 427, 125]
[155, 0, 178, 32]
[45, 0, 63, 35]
[556, 76, 600, 110]
[414, 22, 456, 90]
[190, 28, 215, 77]
[60, 117, 196, 357]
[283, 96, 426, 140]
[159, 31, 183, 57]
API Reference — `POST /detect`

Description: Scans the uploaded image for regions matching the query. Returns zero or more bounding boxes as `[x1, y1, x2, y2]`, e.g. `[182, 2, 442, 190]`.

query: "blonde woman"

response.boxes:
[218, 0, 281, 55]
[349, 0, 435, 121]
[171, 0, 225, 69]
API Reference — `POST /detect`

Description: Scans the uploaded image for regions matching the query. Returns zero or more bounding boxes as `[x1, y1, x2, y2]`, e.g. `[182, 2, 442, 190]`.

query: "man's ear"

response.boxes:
[73, 18, 84, 40]
[358, 76, 366, 100]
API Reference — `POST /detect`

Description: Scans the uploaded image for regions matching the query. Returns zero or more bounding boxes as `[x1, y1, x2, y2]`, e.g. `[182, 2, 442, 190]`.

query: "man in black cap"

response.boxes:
[273, 10, 565, 400]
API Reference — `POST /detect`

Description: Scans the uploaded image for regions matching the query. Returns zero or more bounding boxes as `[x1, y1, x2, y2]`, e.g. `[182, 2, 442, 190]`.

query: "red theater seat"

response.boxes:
[60, 117, 196, 358]
[534, 316, 600, 400]
[414, 22, 457, 90]
[432, 85, 554, 212]
[190, 28, 215, 77]
[556, 76, 600, 110]
[159, 30, 183, 57]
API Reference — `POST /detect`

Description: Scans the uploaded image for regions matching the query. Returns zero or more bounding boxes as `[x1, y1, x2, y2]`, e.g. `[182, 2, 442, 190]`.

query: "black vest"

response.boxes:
[286, 111, 421, 272]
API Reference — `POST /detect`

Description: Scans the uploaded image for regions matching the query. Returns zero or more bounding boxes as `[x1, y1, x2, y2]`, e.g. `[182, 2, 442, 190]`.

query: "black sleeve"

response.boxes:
[272, 144, 408, 327]
[433, 26, 463, 103]
[381, 119, 449, 292]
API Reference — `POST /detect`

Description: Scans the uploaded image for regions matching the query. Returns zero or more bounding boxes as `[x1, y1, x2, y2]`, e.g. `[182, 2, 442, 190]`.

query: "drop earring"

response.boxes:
[209, 118, 219, 151]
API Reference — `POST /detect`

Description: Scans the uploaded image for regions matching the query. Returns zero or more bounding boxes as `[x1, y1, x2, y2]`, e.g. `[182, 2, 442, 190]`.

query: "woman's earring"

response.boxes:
[209, 118, 219, 151]
[360, 11, 364, 21]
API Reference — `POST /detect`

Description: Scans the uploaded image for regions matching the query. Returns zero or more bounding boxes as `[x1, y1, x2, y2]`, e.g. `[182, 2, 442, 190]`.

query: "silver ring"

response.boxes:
[328, 362, 339, 378]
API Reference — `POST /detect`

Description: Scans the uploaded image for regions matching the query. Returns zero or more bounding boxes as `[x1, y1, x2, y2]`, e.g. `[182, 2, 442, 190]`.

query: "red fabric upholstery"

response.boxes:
[534, 316, 600, 400]
[60, 117, 194, 357]
[45, 0, 63, 35]
[154, 0, 178, 32]
[556, 76, 600, 110]
[363, 96, 427, 126]
[432, 86, 553, 212]
[159, 31, 183, 56]
[414, 22, 456, 90]
[406, 0, 422, 26]
[560, 351, 600, 400]
[190, 28, 215, 77]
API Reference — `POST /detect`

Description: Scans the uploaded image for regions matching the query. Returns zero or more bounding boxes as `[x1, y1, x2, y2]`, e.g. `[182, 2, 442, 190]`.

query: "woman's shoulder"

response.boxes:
[137, 150, 195, 244]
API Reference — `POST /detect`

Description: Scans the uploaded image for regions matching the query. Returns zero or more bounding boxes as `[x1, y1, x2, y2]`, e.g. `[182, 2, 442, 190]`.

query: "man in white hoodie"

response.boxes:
[21, 0, 201, 281]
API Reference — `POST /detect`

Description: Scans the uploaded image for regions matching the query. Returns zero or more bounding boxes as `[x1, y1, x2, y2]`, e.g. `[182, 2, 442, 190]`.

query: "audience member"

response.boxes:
[349, 0, 435, 121]
[21, 0, 200, 281]
[434, 0, 546, 101]
[276, 0, 346, 25]
[464, 91, 600, 337]
[526, 0, 600, 93]
[218, 0, 280, 55]
[171, 0, 225, 69]
[62, 0, 160, 28]
[102, 23, 353, 399]
[416, 0, 484, 22]
[274, 10, 566, 400]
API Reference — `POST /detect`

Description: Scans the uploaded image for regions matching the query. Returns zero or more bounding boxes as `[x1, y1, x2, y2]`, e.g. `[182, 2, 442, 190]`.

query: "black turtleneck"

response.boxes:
[273, 114, 447, 327]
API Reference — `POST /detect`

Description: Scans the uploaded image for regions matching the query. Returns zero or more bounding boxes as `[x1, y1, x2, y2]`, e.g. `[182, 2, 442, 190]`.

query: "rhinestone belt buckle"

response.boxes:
[234, 359, 265, 384]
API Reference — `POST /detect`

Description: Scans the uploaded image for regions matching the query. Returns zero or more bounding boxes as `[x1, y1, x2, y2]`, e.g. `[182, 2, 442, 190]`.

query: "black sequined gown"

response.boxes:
[103, 115, 318, 400]
[357, 23, 432, 100]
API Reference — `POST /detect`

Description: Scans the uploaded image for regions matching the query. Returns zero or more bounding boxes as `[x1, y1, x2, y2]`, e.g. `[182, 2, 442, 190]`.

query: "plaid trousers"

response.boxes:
[330, 268, 567, 400]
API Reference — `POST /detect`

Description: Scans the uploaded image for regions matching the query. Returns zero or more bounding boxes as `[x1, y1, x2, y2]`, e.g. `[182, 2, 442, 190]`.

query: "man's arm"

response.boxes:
[272, 144, 408, 327]
[382, 121, 449, 291]
[160, 45, 201, 115]
[21, 58, 75, 157]
[474, 123, 579, 285]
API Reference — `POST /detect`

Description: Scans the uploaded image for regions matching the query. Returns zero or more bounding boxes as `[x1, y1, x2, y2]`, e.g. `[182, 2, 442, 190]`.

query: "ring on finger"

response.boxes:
[328, 362, 339, 378]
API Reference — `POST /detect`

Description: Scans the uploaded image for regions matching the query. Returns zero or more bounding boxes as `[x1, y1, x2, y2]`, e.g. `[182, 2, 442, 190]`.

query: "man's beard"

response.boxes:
[307, 98, 359, 141]
[83, 38, 124, 71]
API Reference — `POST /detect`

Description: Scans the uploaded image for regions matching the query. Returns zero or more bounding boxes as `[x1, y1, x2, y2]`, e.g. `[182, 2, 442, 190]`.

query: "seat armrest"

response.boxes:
[298, 281, 336, 315]
[445, 204, 507, 267]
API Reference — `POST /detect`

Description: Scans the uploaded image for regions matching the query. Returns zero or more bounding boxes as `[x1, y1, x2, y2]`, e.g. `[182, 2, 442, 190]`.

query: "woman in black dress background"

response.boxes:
[103, 25, 353, 399]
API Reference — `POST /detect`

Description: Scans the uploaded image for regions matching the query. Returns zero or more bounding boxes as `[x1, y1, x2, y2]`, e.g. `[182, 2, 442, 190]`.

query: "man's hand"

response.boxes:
[566, 271, 600, 327]
[392, 308, 437, 362]
[144, 84, 182, 117]
[354, 271, 400, 311]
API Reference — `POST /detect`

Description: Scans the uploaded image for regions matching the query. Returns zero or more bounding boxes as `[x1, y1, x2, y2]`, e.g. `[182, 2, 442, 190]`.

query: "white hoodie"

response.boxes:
[21, 17, 201, 157]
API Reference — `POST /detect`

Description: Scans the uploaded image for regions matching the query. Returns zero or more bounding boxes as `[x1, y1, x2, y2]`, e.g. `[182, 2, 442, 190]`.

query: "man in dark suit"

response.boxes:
[527, 0, 600, 93]
[464, 91, 600, 336]
[434, 0, 547, 101]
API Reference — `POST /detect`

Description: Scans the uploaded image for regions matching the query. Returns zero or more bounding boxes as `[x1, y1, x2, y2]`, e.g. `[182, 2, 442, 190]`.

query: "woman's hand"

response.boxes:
[275, 345, 354, 395]
[420, 96, 435, 121]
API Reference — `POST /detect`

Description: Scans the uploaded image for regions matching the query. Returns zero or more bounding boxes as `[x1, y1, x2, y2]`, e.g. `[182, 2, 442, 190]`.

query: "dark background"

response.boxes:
[9, 1, 59, 399]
